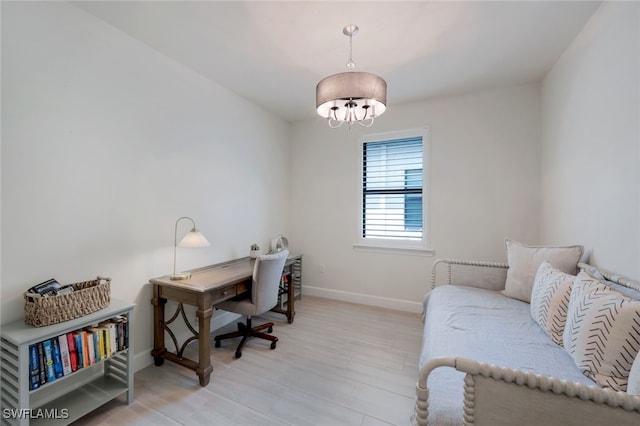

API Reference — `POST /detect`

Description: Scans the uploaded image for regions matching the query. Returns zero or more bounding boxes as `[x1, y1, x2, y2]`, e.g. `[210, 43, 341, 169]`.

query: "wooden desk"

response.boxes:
[150, 254, 302, 386]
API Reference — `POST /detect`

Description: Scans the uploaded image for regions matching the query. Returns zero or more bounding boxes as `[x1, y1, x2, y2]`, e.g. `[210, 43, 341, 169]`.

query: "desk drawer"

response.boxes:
[160, 286, 200, 305]
[210, 285, 237, 304]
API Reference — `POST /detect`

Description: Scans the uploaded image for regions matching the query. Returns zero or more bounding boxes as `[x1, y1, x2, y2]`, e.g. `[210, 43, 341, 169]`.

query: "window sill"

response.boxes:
[352, 244, 435, 256]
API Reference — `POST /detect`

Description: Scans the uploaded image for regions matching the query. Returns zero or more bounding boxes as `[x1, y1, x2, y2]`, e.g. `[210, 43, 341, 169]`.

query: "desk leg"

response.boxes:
[151, 284, 167, 366]
[196, 294, 213, 386]
[271, 272, 296, 323]
[287, 274, 295, 324]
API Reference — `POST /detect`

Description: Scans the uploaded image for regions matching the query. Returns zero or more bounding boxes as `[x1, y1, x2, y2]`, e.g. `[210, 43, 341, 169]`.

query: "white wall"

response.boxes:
[541, 2, 640, 280]
[291, 84, 541, 311]
[1, 2, 291, 370]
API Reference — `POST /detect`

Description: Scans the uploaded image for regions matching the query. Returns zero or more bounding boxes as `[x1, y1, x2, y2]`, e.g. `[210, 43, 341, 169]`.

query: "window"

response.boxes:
[357, 128, 431, 254]
[404, 169, 422, 231]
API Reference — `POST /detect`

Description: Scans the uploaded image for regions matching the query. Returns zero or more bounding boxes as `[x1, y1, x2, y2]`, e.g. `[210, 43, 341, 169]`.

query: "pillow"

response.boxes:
[530, 261, 575, 345]
[503, 239, 583, 302]
[629, 354, 640, 395]
[563, 273, 640, 391]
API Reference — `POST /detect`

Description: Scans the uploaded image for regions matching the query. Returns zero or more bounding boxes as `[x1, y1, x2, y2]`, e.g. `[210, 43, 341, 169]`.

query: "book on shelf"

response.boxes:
[123, 315, 129, 349]
[110, 320, 117, 354]
[57, 335, 72, 376]
[42, 339, 56, 383]
[96, 325, 107, 359]
[95, 328, 103, 362]
[51, 337, 64, 379]
[66, 332, 78, 372]
[37, 342, 46, 385]
[72, 331, 84, 369]
[114, 315, 129, 350]
[85, 329, 96, 365]
[29, 344, 40, 390]
[85, 325, 102, 363]
[99, 320, 117, 356]
[98, 324, 111, 357]
[99, 328, 105, 360]
[81, 330, 91, 367]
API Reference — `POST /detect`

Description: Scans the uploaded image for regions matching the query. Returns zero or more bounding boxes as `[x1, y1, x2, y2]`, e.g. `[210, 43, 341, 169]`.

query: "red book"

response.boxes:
[81, 331, 91, 366]
[66, 332, 78, 372]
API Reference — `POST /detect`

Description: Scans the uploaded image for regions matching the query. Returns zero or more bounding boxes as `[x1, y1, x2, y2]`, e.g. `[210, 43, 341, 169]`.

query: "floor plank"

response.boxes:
[72, 296, 423, 426]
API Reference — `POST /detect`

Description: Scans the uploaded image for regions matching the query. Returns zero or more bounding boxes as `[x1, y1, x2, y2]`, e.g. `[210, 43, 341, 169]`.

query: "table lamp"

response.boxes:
[171, 216, 210, 280]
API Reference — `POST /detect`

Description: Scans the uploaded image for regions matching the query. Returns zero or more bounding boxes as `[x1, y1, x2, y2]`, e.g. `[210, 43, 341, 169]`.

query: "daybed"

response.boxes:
[413, 244, 640, 426]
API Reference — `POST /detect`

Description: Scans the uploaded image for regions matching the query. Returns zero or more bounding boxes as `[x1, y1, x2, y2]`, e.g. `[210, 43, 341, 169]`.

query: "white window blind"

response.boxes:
[362, 136, 423, 241]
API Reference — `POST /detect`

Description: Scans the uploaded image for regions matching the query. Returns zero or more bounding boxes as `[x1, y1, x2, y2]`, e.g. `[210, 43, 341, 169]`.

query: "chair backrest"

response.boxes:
[251, 250, 289, 313]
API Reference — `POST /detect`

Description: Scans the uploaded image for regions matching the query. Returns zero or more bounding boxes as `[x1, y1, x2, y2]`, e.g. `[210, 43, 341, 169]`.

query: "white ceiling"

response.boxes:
[74, 1, 601, 123]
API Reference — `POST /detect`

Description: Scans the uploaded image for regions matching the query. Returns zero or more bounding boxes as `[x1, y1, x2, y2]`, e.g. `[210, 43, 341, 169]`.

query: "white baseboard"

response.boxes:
[303, 286, 423, 313]
[133, 310, 241, 373]
[134, 350, 153, 372]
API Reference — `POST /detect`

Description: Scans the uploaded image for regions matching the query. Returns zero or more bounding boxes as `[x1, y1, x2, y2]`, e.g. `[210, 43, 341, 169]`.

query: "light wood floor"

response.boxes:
[73, 296, 423, 426]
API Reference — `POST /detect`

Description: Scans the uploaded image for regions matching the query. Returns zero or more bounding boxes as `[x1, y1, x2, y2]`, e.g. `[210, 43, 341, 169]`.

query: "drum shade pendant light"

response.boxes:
[316, 25, 387, 129]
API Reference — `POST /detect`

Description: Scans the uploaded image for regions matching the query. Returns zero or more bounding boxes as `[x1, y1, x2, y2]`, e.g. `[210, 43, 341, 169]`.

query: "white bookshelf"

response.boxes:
[0, 299, 135, 426]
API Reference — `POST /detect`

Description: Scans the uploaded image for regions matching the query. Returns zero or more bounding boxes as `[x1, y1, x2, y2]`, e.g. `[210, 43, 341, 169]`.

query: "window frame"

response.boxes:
[354, 127, 433, 256]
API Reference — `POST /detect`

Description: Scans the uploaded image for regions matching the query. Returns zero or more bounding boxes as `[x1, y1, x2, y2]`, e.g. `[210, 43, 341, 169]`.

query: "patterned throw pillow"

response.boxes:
[629, 354, 640, 395]
[563, 273, 640, 391]
[530, 261, 575, 345]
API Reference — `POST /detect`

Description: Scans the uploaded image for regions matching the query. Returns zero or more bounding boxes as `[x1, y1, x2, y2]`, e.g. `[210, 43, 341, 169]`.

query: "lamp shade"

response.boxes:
[316, 71, 387, 120]
[178, 229, 210, 248]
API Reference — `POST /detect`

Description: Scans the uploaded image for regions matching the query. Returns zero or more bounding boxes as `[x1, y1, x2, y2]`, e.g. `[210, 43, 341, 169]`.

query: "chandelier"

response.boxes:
[316, 25, 387, 129]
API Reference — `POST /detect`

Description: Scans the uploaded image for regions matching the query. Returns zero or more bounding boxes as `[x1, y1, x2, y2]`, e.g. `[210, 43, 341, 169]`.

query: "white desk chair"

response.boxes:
[214, 250, 289, 358]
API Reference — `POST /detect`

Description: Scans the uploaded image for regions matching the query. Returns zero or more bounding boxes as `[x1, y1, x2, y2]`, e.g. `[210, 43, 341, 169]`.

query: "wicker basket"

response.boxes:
[24, 276, 111, 327]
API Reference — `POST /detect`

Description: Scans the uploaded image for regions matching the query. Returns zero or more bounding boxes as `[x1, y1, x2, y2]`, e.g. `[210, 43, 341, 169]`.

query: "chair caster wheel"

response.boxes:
[235, 350, 242, 359]
[268, 326, 273, 333]
[215, 340, 221, 348]
[270, 342, 277, 350]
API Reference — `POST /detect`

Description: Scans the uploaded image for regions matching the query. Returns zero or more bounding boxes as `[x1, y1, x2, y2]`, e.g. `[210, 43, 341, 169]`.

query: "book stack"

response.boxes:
[26, 278, 75, 299]
[28, 315, 129, 390]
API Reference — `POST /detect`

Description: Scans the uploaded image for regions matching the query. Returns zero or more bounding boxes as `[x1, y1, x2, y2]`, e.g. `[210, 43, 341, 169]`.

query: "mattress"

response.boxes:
[420, 285, 594, 425]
